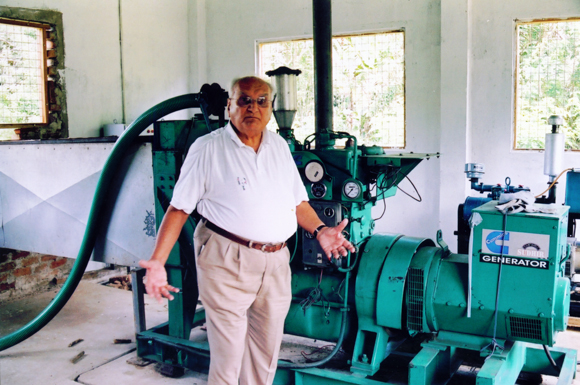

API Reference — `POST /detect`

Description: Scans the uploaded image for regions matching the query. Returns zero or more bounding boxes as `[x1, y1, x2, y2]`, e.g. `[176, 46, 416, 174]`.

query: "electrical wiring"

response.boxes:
[397, 175, 422, 202]
[535, 168, 573, 198]
[299, 269, 331, 322]
[373, 197, 388, 221]
[372, 170, 423, 220]
[300, 344, 344, 361]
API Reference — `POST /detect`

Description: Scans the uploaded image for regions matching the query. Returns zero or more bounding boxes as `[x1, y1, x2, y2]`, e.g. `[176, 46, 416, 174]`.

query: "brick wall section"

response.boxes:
[0, 248, 75, 303]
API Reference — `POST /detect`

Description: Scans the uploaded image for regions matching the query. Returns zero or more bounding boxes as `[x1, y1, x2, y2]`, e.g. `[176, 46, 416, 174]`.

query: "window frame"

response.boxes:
[0, 17, 51, 128]
[256, 29, 406, 149]
[513, 17, 580, 151]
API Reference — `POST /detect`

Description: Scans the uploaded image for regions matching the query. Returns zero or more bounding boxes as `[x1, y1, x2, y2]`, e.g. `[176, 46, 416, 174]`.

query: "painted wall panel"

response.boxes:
[0, 142, 155, 267]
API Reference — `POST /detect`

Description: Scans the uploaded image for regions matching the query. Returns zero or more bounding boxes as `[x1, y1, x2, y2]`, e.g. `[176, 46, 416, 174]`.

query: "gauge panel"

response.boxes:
[304, 161, 325, 183]
[343, 180, 362, 199]
[310, 182, 327, 198]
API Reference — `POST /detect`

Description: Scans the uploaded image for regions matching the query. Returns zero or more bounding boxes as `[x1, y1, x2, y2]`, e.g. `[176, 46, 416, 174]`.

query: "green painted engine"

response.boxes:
[138, 112, 576, 385]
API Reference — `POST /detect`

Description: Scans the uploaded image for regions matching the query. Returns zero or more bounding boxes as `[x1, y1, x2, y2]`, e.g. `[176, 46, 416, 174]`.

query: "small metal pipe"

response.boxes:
[313, 0, 333, 148]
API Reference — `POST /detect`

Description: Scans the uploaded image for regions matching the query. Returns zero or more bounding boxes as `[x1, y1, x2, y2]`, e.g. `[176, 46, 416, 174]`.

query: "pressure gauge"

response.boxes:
[305, 161, 324, 182]
[343, 181, 361, 199]
[311, 182, 327, 198]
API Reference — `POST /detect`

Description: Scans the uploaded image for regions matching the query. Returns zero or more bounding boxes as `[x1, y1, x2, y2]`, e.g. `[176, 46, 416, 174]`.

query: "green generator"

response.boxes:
[133, 1, 576, 383]
[133, 111, 576, 385]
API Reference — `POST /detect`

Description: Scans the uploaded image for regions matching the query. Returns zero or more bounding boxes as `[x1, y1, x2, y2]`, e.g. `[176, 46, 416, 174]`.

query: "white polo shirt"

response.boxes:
[170, 123, 309, 243]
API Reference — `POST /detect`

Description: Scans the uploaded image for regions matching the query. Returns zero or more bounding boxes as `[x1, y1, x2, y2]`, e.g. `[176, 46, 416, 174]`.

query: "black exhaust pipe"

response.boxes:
[313, 0, 334, 149]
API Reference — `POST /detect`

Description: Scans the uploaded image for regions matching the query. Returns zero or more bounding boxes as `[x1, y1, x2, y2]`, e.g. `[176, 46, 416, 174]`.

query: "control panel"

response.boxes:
[302, 201, 343, 267]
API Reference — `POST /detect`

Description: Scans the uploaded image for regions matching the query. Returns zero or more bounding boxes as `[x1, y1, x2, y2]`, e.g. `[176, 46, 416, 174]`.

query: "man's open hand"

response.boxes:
[138, 259, 180, 304]
[317, 219, 356, 260]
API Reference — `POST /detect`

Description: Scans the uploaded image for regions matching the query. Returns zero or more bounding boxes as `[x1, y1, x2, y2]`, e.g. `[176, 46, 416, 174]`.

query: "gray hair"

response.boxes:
[230, 76, 274, 97]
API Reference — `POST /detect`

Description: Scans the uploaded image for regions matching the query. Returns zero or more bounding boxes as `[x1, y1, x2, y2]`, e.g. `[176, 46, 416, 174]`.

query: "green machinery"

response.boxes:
[133, 112, 577, 385]
[133, 1, 577, 383]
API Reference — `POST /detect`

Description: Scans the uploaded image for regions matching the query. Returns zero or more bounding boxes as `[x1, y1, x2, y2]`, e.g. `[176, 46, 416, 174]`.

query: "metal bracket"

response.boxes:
[436, 230, 450, 257]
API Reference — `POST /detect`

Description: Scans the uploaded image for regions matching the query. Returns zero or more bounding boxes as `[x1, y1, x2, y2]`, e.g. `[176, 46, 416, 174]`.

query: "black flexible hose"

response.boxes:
[543, 344, 560, 371]
[0, 94, 203, 351]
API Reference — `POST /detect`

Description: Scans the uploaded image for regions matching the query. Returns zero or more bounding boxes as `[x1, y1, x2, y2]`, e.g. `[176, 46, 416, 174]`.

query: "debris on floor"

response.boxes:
[68, 338, 84, 347]
[126, 356, 154, 367]
[103, 275, 132, 291]
[70, 351, 86, 364]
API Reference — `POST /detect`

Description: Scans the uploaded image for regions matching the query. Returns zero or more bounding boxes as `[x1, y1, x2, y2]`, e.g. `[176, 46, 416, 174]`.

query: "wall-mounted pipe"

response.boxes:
[0, 93, 204, 352]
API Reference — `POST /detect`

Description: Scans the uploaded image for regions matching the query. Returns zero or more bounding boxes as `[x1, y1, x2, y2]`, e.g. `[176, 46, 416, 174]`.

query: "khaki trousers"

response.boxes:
[194, 221, 292, 385]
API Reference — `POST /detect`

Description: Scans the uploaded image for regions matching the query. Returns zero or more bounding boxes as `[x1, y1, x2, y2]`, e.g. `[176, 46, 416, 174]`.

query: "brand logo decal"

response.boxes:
[482, 229, 550, 260]
[485, 231, 510, 254]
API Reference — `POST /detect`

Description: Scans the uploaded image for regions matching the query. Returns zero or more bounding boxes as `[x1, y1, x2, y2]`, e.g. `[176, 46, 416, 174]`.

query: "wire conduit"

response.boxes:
[0, 94, 203, 351]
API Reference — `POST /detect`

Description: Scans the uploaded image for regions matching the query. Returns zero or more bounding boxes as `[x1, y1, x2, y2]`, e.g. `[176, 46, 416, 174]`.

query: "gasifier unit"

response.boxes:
[132, 1, 576, 384]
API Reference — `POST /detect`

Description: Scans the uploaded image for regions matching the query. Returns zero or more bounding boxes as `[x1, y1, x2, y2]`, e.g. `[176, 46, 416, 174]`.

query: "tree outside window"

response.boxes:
[0, 21, 47, 129]
[259, 31, 405, 148]
[515, 20, 580, 151]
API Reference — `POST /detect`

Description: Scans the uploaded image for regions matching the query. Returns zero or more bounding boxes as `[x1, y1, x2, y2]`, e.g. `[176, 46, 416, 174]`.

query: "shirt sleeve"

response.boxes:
[169, 141, 208, 214]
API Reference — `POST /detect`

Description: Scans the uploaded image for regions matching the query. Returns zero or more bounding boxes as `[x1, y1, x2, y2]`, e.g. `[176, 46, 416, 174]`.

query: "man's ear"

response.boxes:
[226, 99, 231, 115]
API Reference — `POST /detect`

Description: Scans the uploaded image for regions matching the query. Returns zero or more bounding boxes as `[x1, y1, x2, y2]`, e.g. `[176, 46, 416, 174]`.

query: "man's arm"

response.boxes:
[138, 205, 189, 303]
[296, 201, 356, 260]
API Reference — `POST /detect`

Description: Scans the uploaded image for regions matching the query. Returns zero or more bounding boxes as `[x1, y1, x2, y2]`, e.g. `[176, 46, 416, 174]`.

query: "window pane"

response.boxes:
[515, 20, 580, 150]
[259, 31, 405, 148]
[0, 22, 46, 124]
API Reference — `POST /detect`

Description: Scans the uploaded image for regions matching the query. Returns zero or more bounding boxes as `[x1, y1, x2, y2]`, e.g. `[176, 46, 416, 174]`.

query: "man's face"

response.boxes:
[227, 79, 273, 139]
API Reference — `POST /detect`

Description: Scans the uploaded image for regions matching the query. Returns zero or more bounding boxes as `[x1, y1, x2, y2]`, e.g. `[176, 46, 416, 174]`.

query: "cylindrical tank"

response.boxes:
[544, 133, 565, 179]
[265, 66, 302, 131]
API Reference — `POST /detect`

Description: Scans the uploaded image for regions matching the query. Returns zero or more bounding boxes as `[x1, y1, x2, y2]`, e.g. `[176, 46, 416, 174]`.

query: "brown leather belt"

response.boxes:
[204, 220, 286, 253]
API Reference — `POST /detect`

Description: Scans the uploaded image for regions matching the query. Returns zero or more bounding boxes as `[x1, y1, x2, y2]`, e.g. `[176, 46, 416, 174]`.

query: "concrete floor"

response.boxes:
[0, 277, 579, 385]
[0, 278, 207, 385]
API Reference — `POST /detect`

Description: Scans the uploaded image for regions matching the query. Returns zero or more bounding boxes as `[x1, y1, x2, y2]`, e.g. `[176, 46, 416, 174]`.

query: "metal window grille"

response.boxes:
[0, 20, 47, 125]
[259, 31, 405, 148]
[515, 19, 580, 150]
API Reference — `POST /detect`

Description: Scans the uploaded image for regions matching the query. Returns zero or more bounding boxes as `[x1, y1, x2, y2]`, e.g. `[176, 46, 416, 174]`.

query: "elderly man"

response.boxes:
[139, 76, 355, 385]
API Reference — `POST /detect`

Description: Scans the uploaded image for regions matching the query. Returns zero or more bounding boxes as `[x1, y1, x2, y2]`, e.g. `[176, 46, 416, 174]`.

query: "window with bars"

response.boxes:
[0, 19, 48, 125]
[515, 19, 580, 150]
[259, 31, 405, 148]
[0, 9, 66, 140]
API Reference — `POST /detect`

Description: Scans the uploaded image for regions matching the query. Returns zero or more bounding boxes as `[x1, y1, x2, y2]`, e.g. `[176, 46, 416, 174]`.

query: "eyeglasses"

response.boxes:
[231, 95, 273, 108]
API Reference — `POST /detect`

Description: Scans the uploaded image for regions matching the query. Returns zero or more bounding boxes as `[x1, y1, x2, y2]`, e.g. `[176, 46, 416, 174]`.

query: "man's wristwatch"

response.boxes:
[312, 224, 327, 239]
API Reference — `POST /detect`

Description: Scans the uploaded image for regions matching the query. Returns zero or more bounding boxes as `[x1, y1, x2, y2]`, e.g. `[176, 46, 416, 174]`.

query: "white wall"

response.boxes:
[201, 0, 580, 247]
[204, 0, 443, 241]
[6, 0, 193, 137]
[120, 0, 191, 124]
[469, 0, 580, 204]
[5, 0, 580, 249]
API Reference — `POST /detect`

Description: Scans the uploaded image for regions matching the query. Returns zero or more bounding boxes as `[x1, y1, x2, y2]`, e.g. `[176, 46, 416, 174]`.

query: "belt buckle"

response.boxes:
[261, 244, 267, 252]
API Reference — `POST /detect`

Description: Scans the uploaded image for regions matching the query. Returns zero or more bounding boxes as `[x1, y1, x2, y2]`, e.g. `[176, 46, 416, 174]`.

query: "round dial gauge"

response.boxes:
[310, 182, 327, 198]
[343, 181, 361, 199]
[304, 161, 324, 183]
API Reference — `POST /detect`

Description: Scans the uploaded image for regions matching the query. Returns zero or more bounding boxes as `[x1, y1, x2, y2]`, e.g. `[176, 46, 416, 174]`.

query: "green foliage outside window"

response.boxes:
[260, 31, 405, 148]
[516, 20, 580, 150]
[0, 22, 45, 126]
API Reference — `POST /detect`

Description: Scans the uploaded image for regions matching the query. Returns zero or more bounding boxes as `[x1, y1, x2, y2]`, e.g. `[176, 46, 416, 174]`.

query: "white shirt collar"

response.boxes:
[226, 122, 271, 149]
